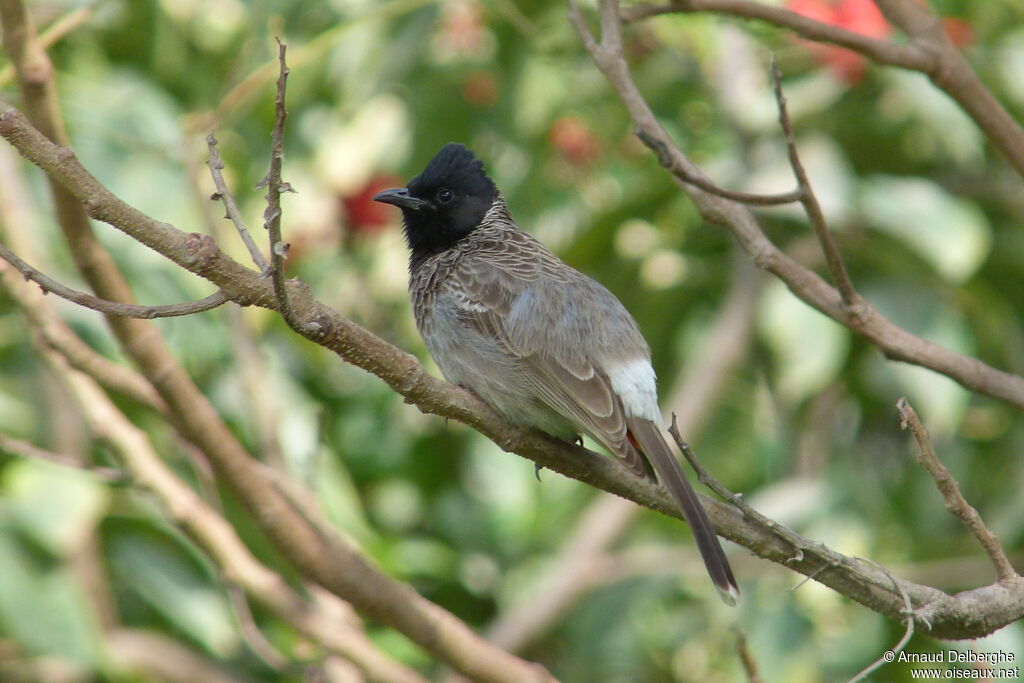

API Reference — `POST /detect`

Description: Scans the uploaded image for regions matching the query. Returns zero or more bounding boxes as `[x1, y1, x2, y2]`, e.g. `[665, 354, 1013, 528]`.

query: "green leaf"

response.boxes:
[106, 524, 238, 658]
[758, 281, 850, 404]
[861, 176, 992, 282]
[0, 530, 103, 666]
[890, 316, 972, 435]
[2, 459, 109, 558]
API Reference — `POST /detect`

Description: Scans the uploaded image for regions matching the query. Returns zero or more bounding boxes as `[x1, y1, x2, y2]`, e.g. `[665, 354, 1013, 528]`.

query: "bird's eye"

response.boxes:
[436, 188, 454, 204]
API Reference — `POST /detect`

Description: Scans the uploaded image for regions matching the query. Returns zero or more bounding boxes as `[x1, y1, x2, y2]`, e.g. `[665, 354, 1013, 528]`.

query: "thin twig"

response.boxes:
[636, 128, 802, 206]
[571, 0, 801, 210]
[261, 39, 310, 334]
[668, 413, 838, 576]
[769, 59, 857, 307]
[0, 430, 124, 482]
[0, 243, 230, 318]
[734, 628, 763, 683]
[225, 584, 289, 672]
[848, 564, 915, 682]
[897, 398, 1019, 583]
[206, 133, 267, 272]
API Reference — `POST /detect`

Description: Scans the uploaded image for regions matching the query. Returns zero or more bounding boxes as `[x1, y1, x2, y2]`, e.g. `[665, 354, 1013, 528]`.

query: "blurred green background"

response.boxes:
[1, 0, 1022, 681]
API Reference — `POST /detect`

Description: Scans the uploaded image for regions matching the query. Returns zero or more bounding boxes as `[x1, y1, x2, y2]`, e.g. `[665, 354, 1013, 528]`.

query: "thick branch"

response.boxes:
[0, 8, 552, 676]
[38, 346, 427, 683]
[0, 99, 1020, 639]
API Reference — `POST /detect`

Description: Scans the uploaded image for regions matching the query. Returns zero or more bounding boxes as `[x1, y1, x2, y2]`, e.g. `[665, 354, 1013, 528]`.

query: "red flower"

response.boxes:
[786, 0, 891, 83]
[786, 0, 973, 83]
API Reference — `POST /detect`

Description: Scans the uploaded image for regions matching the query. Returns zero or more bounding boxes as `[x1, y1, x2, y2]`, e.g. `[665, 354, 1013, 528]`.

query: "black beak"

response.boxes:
[373, 187, 429, 211]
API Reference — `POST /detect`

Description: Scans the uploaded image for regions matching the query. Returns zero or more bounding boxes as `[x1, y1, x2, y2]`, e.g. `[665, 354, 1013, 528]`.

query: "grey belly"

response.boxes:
[418, 301, 578, 442]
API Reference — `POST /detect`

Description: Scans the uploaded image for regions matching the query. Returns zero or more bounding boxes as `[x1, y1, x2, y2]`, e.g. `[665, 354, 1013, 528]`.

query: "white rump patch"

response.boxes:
[608, 359, 661, 423]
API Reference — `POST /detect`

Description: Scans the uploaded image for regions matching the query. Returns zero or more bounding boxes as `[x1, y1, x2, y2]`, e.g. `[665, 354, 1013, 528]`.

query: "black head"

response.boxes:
[373, 143, 499, 260]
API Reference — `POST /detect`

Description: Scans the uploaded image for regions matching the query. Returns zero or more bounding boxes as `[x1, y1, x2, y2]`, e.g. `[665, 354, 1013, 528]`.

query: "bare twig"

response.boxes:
[0, 430, 123, 482]
[206, 133, 267, 272]
[637, 126, 802, 206]
[734, 628, 763, 683]
[0, 243, 230, 318]
[848, 565, 915, 682]
[668, 413, 851, 585]
[897, 398, 1020, 584]
[262, 39, 312, 335]
[769, 59, 856, 306]
[668, 416, 777, 529]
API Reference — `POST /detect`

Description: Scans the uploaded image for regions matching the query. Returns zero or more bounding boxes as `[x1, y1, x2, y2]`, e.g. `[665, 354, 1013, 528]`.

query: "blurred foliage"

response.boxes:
[1, 0, 1023, 680]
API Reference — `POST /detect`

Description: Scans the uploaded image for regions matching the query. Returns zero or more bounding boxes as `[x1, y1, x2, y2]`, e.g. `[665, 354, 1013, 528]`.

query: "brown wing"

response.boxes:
[447, 229, 651, 477]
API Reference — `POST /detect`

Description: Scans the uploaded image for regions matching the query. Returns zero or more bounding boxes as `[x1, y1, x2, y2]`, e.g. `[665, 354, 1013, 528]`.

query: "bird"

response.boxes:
[373, 143, 739, 605]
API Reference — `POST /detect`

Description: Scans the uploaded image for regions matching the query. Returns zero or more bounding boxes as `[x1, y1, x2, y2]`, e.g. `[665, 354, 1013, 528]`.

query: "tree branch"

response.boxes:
[261, 39, 314, 336]
[33, 331, 428, 683]
[1, 95, 1021, 638]
[897, 398, 1020, 585]
[0, 243, 230, 318]
[565, 0, 1024, 412]
[0, 429, 123, 482]
[0, 7, 553, 676]
[769, 59, 856, 307]
[206, 133, 267, 272]
[626, 0, 1024, 179]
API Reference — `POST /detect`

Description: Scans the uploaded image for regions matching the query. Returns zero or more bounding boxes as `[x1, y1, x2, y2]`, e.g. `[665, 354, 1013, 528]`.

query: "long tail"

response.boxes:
[628, 418, 739, 606]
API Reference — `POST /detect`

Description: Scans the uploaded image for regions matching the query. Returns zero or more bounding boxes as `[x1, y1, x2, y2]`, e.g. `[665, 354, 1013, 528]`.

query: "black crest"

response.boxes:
[374, 143, 499, 265]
